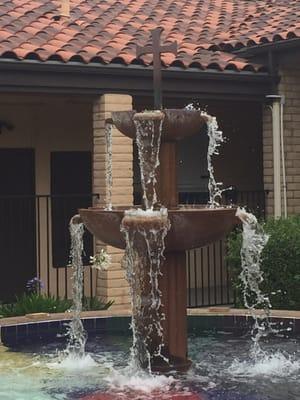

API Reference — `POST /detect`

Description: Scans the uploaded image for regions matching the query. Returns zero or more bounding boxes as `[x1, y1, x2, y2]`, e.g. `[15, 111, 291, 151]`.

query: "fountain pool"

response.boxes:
[0, 323, 299, 400]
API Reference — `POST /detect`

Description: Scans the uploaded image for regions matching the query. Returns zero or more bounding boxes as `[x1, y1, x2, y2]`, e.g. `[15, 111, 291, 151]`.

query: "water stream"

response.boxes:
[121, 208, 170, 372]
[65, 216, 87, 359]
[185, 104, 229, 207]
[207, 116, 230, 207]
[120, 112, 171, 371]
[236, 208, 274, 357]
[134, 116, 164, 210]
[105, 123, 113, 211]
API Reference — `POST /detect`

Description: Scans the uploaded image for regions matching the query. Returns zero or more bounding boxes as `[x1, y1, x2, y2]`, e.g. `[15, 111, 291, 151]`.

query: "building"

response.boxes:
[0, 0, 299, 306]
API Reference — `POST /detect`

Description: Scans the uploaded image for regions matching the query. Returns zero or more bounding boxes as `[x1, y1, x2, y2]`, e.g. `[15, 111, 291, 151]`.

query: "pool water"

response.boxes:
[0, 333, 299, 400]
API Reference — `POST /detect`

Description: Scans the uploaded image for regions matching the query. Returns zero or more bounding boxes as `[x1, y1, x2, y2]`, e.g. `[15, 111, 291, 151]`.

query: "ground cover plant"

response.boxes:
[0, 277, 113, 318]
[227, 215, 300, 310]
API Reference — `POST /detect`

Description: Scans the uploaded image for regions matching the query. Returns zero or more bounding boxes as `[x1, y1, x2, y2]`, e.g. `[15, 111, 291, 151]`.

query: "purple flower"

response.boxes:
[26, 277, 44, 293]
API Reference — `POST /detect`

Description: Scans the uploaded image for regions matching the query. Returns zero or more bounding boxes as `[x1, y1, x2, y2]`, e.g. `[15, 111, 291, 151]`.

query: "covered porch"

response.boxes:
[0, 63, 272, 306]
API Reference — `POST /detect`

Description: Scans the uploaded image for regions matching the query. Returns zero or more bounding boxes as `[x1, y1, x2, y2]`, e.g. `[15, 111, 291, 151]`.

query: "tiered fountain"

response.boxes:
[79, 28, 238, 372]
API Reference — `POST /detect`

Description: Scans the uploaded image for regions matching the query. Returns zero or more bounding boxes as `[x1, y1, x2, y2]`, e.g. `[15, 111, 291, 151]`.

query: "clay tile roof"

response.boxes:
[0, 0, 299, 72]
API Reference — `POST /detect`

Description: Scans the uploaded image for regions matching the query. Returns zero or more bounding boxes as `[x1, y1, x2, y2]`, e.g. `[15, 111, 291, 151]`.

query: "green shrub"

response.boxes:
[0, 293, 113, 318]
[0, 293, 72, 318]
[227, 215, 300, 310]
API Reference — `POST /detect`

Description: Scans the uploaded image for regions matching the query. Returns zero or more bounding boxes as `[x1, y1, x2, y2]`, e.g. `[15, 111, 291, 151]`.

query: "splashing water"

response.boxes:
[134, 115, 164, 210]
[207, 117, 231, 207]
[236, 208, 274, 358]
[65, 216, 87, 359]
[105, 367, 177, 395]
[121, 208, 170, 372]
[105, 122, 113, 211]
[228, 350, 300, 378]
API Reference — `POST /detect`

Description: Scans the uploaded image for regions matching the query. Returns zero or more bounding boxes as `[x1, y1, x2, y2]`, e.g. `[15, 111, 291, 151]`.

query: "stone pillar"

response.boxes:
[278, 67, 300, 215]
[263, 66, 300, 216]
[93, 94, 133, 307]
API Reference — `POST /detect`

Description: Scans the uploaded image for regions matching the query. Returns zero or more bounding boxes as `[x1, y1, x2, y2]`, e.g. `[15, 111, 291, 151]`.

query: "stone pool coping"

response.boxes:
[1, 307, 299, 346]
[1, 306, 300, 327]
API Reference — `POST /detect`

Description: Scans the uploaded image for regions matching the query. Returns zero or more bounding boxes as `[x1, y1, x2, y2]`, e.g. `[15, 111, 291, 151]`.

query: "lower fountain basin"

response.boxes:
[79, 206, 239, 252]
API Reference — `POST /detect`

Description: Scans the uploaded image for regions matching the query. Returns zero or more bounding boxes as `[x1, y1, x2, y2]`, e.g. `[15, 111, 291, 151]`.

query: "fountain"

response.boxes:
[1, 28, 300, 400]
[79, 27, 238, 372]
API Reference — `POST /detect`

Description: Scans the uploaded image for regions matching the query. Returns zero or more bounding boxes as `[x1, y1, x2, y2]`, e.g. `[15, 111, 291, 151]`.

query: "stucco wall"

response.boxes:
[0, 94, 93, 192]
[0, 93, 94, 298]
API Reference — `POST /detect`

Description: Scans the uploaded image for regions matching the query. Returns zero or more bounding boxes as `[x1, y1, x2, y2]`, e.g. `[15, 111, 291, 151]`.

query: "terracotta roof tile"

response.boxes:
[0, 0, 298, 72]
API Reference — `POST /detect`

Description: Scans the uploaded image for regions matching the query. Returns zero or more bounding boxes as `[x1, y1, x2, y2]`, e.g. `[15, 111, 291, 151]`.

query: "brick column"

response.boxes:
[93, 94, 133, 307]
[262, 67, 300, 217]
[278, 68, 300, 215]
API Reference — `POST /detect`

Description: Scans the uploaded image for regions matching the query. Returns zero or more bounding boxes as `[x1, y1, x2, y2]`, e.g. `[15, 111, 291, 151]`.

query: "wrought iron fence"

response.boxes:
[0, 190, 268, 307]
[0, 194, 99, 303]
[187, 240, 233, 307]
[186, 189, 269, 308]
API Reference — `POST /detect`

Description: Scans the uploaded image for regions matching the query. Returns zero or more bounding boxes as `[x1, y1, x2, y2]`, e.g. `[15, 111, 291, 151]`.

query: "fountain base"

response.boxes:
[150, 356, 192, 373]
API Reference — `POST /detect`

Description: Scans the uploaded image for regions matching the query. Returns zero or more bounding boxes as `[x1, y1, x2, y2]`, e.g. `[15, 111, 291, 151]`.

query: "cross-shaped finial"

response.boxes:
[136, 27, 177, 109]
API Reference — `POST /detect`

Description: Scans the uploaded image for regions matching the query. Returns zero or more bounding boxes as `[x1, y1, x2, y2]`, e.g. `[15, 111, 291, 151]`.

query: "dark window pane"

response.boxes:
[51, 152, 93, 268]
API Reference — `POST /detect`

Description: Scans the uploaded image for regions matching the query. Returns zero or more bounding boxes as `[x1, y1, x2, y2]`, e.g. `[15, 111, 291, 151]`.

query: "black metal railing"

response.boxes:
[223, 188, 268, 220]
[0, 190, 268, 307]
[187, 240, 233, 307]
[186, 189, 268, 308]
[0, 194, 99, 303]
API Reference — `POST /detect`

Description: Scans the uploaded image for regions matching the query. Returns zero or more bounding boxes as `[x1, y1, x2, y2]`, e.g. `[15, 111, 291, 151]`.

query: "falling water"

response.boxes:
[207, 117, 230, 207]
[134, 115, 164, 210]
[65, 215, 87, 358]
[121, 111, 171, 371]
[121, 208, 170, 372]
[105, 122, 113, 211]
[236, 208, 273, 358]
[185, 104, 229, 207]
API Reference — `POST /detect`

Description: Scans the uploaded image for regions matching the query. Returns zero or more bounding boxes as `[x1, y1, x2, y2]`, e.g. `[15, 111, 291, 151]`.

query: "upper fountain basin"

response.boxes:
[79, 206, 239, 252]
[108, 109, 209, 142]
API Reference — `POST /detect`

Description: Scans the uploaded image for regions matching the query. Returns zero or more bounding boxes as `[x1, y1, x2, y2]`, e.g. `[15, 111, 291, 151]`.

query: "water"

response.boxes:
[120, 207, 170, 371]
[207, 117, 230, 208]
[65, 217, 87, 359]
[134, 115, 164, 210]
[105, 123, 113, 211]
[184, 104, 229, 207]
[0, 333, 299, 400]
[236, 208, 274, 358]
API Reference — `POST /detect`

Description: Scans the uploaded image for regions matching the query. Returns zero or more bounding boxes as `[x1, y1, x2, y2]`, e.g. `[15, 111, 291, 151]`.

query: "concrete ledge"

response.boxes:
[1, 307, 300, 328]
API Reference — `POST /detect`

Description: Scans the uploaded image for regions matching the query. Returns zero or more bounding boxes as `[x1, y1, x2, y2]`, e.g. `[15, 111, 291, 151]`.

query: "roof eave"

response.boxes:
[0, 58, 274, 101]
[233, 37, 300, 57]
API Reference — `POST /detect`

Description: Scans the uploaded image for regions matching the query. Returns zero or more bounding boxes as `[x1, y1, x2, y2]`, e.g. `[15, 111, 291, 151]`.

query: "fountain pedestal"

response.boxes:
[159, 251, 190, 371]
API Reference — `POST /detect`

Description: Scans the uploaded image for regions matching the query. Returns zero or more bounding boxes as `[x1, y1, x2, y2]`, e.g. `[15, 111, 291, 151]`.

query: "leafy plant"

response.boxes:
[227, 215, 300, 310]
[0, 294, 113, 318]
[0, 293, 72, 318]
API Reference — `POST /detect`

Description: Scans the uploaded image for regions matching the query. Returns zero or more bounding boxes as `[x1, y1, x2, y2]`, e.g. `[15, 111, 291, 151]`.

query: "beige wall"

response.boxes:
[0, 93, 95, 297]
[0, 94, 92, 193]
[263, 56, 300, 216]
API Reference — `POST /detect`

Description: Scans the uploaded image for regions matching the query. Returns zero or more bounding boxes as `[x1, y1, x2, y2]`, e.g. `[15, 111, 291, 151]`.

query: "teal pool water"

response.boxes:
[0, 333, 299, 400]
